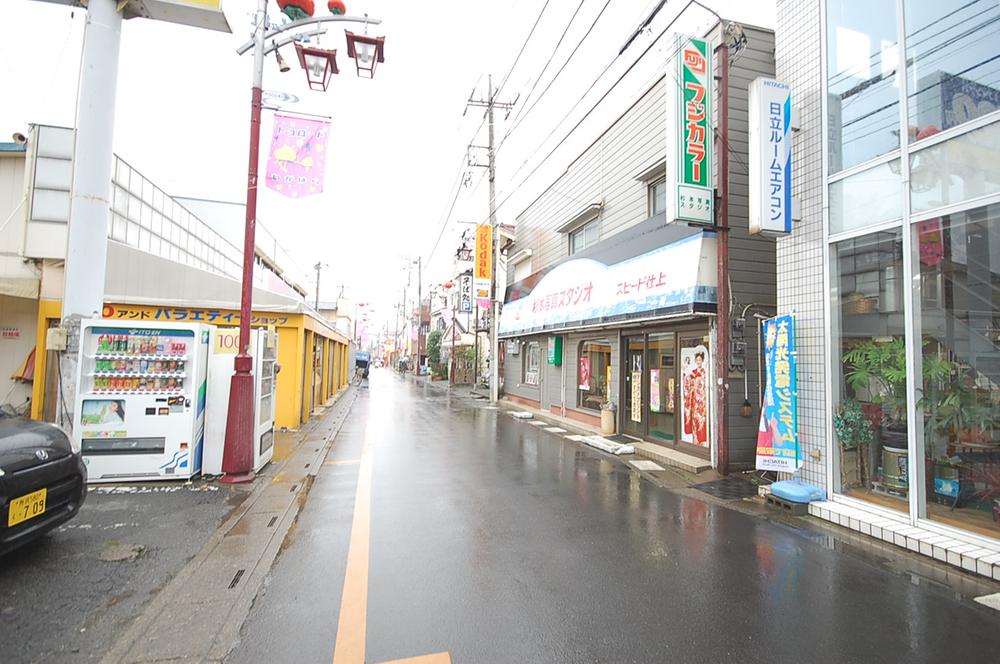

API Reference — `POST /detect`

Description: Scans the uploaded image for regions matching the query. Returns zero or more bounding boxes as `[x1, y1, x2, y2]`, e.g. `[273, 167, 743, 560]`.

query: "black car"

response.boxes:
[1, 417, 87, 556]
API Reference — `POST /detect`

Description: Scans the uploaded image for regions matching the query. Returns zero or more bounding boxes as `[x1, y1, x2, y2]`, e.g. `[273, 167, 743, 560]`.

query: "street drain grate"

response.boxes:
[692, 477, 759, 500]
[228, 569, 246, 589]
[267, 516, 278, 528]
[606, 434, 638, 444]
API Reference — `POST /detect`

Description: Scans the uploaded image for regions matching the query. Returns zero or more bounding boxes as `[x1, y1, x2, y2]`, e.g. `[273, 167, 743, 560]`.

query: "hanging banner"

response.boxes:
[666, 36, 713, 225]
[756, 314, 801, 472]
[630, 371, 642, 423]
[474, 224, 493, 300]
[749, 78, 793, 235]
[650, 369, 662, 413]
[265, 113, 330, 199]
[459, 275, 473, 313]
[680, 345, 710, 447]
[578, 356, 591, 390]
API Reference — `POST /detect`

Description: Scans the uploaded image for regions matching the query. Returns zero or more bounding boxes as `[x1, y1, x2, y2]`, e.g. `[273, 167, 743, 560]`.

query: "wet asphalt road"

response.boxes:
[230, 370, 1000, 664]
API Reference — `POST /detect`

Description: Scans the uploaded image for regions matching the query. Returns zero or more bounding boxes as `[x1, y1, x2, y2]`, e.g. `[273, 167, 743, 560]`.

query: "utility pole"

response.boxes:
[414, 257, 422, 376]
[714, 37, 731, 475]
[466, 75, 516, 403]
[313, 261, 326, 310]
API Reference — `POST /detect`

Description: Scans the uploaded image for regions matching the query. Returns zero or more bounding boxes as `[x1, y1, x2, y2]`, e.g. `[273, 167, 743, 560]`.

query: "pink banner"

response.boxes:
[265, 113, 330, 198]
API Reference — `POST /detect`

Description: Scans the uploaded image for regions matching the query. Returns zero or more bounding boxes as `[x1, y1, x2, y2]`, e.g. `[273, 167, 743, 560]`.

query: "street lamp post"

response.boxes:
[222, 3, 385, 483]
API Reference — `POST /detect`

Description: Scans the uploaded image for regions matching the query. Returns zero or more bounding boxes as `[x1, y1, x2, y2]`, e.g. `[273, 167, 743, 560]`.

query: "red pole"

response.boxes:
[715, 40, 730, 476]
[221, 3, 266, 483]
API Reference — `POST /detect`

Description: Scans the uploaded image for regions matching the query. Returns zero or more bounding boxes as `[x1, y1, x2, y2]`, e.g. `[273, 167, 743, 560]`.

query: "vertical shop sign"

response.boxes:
[756, 314, 801, 472]
[680, 345, 710, 446]
[630, 371, 642, 423]
[578, 356, 591, 390]
[459, 275, 473, 312]
[474, 224, 493, 300]
[667, 36, 713, 225]
[749, 78, 793, 235]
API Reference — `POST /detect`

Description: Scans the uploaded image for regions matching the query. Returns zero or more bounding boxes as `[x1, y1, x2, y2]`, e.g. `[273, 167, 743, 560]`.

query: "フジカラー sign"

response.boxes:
[667, 36, 713, 225]
[749, 78, 793, 235]
[474, 224, 493, 300]
[498, 232, 717, 336]
[755, 314, 800, 472]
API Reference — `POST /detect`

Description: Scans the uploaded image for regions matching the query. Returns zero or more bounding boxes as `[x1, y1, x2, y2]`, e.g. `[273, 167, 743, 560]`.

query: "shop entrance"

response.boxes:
[619, 327, 710, 458]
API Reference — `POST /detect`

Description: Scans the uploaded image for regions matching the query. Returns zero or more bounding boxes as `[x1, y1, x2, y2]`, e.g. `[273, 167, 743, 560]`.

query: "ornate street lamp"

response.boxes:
[345, 30, 385, 78]
[295, 41, 339, 91]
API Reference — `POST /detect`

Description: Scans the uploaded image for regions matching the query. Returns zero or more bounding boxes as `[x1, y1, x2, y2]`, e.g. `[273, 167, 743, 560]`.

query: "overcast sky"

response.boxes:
[0, 0, 774, 329]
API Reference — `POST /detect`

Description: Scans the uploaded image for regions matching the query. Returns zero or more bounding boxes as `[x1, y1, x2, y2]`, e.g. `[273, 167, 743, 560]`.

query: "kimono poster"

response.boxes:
[578, 356, 591, 390]
[680, 345, 710, 446]
[755, 314, 801, 472]
[265, 113, 330, 198]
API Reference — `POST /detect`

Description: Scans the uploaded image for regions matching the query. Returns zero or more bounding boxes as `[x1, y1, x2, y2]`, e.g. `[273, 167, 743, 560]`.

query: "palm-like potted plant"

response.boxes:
[843, 337, 909, 447]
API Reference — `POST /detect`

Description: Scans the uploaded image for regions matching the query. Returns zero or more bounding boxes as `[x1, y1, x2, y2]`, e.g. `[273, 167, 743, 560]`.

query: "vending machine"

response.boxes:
[202, 327, 278, 476]
[74, 319, 211, 483]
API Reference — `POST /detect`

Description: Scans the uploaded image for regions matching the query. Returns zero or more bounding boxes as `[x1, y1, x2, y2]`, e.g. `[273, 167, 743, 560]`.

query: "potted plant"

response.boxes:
[832, 398, 875, 489]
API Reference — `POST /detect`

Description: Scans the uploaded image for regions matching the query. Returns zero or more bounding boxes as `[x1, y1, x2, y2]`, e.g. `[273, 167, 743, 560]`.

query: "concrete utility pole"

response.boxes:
[414, 256, 422, 376]
[313, 261, 326, 309]
[714, 35, 732, 475]
[58, 0, 123, 430]
[466, 75, 516, 403]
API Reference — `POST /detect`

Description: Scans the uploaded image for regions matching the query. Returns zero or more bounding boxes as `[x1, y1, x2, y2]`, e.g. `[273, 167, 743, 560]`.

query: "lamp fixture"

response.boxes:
[345, 30, 385, 78]
[294, 41, 339, 91]
[274, 47, 291, 73]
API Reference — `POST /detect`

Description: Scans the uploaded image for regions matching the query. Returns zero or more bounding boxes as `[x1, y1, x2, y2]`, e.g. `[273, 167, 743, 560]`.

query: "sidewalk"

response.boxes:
[100, 386, 359, 664]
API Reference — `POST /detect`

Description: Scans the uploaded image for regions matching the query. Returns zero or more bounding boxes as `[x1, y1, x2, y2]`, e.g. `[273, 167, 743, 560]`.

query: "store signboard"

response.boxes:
[459, 275, 473, 313]
[755, 314, 801, 472]
[474, 224, 493, 300]
[498, 232, 717, 336]
[749, 78, 793, 236]
[666, 36, 713, 225]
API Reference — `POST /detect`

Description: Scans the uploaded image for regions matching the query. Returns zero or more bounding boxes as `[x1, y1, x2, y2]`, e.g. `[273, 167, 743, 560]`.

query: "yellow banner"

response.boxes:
[474, 224, 492, 282]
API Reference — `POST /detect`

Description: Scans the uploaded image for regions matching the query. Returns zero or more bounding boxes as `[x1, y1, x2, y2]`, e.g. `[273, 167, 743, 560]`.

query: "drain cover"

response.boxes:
[691, 477, 759, 500]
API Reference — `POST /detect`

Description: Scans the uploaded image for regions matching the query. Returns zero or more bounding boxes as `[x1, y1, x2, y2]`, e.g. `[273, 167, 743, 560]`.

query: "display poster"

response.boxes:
[79, 399, 128, 439]
[680, 345, 710, 446]
[630, 371, 642, 423]
[667, 36, 713, 225]
[578, 356, 591, 390]
[265, 113, 330, 199]
[749, 78, 793, 235]
[474, 224, 493, 300]
[756, 314, 801, 472]
[667, 377, 676, 412]
[650, 369, 661, 413]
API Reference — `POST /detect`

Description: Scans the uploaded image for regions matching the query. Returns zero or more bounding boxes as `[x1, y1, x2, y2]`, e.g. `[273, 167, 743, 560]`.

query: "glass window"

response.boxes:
[910, 120, 1000, 213]
[646, 333, 676, 443]
[523, 342, 540, 386]
[827, 0, 901, 172]
[577, 339, 612, 411]
[832, 229, 909, 513]
[915, 204, 1000, 537]
[829, 160, 904, 234]
[650, 178, 667, 216]
[905, 0, 1000, 141]
[569, 220, 599, 255]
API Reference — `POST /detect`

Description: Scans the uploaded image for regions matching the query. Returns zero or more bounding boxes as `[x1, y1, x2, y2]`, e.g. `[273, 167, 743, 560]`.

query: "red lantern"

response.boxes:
[276, 0, 315, 21]
[328, 0, 346, 14]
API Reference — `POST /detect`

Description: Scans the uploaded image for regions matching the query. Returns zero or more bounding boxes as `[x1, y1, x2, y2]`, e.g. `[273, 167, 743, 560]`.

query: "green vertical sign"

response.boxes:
[674, 36, 713, 224]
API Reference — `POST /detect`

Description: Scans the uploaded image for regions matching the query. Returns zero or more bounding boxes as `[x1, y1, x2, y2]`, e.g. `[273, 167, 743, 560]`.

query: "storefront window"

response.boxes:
[577, 339, 612, 411]
[915, 204, 1000, 537]
[523, 341, 540, 386]
[905, 0, 1000, 140]
[909, 121, 1000, 213]
[646, 333, 676, 443]
[829, 160, 903, 234]
[832, 229, 910, 513]
[827, 0, 900, 172]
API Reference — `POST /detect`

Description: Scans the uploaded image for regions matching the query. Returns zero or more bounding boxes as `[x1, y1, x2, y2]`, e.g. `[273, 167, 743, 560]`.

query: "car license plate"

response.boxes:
[8, 488, 47, 527]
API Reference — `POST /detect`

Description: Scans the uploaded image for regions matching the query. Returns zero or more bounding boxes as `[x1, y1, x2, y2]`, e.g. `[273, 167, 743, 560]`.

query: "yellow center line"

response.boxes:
[332, 435, 373, 664]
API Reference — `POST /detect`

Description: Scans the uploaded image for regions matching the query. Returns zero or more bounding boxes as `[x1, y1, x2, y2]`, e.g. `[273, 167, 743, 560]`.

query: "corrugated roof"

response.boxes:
[0, 142, 26, 153]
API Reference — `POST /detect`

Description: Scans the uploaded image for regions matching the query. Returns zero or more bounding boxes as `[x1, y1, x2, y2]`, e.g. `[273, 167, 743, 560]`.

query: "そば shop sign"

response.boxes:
[749, 78, 793, 236]
[667, 36, 713, 225]
[755, 314, 800, 472]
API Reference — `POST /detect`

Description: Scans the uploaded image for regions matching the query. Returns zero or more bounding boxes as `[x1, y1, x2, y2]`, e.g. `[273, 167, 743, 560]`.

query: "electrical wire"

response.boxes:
[496, 0, 554, 98]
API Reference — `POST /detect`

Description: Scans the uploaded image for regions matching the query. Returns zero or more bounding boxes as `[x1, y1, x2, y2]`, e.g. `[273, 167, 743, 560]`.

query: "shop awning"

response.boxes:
[498, 231, 717, 337]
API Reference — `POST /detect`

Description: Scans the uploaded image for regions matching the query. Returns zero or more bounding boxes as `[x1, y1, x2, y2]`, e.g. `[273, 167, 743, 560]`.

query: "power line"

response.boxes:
[498, 0, 616, 154]
[496, 0, 553, 98]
